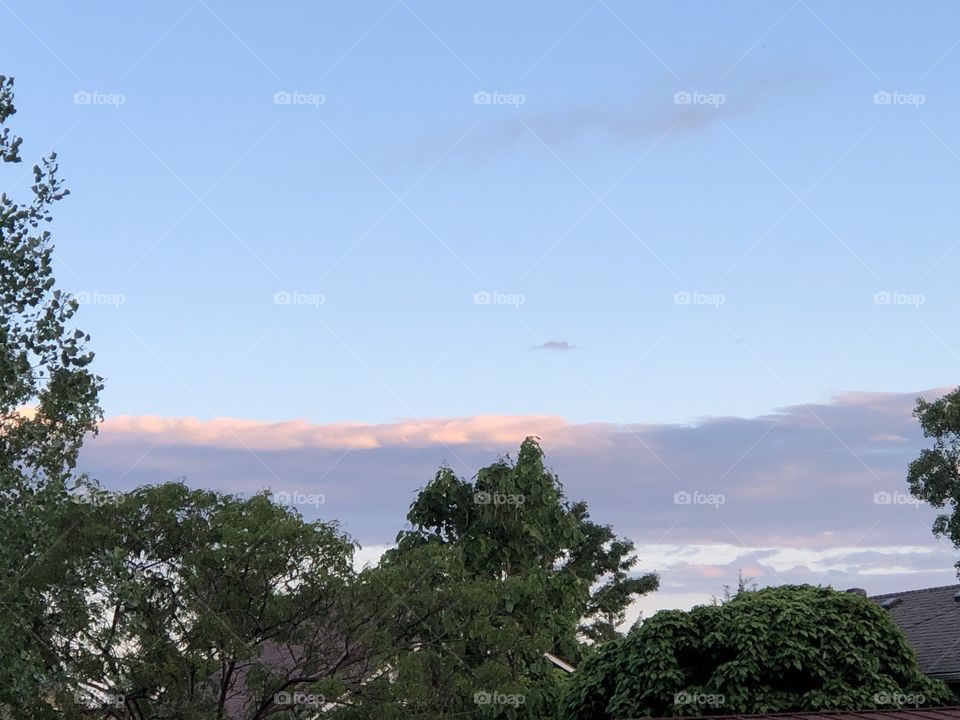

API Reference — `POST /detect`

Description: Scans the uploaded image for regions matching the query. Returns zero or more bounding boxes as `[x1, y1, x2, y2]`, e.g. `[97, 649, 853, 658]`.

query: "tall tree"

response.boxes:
[561, 585, 954, 720]
[354, 438, 658, 718]
[0, 75, 103, 716]
[908, 387, 960, 574]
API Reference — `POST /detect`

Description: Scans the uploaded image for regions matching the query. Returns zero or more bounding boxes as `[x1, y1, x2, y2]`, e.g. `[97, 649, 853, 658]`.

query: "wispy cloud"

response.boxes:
[407, 67, 826, 163]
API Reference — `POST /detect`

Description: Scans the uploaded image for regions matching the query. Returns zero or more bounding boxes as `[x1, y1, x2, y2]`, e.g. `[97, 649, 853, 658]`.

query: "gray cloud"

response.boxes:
[402, 68, 826, 165]
[77, 387, 959, 613]
[530, 340, 576, 352]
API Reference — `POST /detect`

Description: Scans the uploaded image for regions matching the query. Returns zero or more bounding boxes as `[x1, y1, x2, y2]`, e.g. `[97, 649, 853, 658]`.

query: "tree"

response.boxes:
[0, 74, 103, 716]
[560, 585, 954, 720]
[908, 388, 960, 575]
[353, 438, 659, 718]
[44, 483, 378, 719]
[710, 569, 757, 606]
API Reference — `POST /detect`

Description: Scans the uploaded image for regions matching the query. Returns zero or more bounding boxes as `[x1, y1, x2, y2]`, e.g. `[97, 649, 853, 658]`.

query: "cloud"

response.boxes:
[97, 414, 568, 451]
[530, 340, 576, 352]
[79, 387, 960, 614]
[407, 68, 826, 163]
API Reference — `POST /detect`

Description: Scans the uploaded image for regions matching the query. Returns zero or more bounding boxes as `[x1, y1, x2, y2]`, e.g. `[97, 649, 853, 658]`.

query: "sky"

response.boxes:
[4, 1, 960, 614]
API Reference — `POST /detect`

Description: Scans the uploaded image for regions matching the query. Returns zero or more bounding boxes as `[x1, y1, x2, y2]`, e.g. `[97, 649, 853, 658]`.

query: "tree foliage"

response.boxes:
[45, 483, 377, 719]
[0, 74, 101, 493]
[0, 74, 103, 716]
[710, 569, 757, 606]
[560, 585, 954, 719]
[908, 388, 960, 575]
[353, 438, 659, 718]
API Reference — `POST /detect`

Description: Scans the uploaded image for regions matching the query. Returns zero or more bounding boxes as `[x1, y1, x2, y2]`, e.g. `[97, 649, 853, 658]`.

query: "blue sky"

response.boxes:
[7, 1, 960, 613]
[5, 1, 960, 426]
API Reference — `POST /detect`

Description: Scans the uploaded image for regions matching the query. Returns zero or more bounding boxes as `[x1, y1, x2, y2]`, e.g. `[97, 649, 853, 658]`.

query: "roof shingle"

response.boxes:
[869, 584, 960, 681]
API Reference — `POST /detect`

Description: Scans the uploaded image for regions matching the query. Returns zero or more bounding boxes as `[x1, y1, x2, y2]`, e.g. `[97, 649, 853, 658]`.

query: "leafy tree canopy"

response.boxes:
[355, 438, 658, 718]
[0, 74, 103, 715]
[45, 483, 376, 720]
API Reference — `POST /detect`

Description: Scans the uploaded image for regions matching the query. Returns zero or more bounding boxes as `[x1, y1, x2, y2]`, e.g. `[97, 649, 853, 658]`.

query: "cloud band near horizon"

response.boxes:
[80, 387, 960, 615]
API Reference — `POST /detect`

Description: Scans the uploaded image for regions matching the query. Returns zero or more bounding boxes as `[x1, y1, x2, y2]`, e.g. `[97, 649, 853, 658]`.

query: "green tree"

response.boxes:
[710, 569, 757, 606]
[560, 585, 954, 720]
[46, 483, 377, 719]
[908, 388, 960, 574]
[0, 74, 103, 716]
[353, 438, 658, 718]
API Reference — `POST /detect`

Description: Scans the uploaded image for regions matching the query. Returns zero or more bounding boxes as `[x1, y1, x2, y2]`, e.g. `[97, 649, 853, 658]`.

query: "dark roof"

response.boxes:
[638, 707, 960, 720]
[869, 584, 960, 681]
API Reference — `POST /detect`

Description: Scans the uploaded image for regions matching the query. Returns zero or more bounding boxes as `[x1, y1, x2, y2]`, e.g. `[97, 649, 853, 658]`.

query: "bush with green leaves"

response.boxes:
[560, 585, 954, 719]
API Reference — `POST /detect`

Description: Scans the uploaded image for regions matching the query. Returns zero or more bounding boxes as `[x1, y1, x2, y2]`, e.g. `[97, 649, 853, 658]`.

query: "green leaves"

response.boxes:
[364, 438, 659, 719]
[560, 585, 955, 719]
[908, 389, 960, 577]
[42, 483, 375, 719]
[907, 388, 960, 574]
[0, 74, 103, 719]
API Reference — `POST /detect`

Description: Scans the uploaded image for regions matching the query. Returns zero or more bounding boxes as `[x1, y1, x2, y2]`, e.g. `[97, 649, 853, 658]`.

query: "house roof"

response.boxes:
[868, 584, 960, 681]
[637, 707, 960, 720]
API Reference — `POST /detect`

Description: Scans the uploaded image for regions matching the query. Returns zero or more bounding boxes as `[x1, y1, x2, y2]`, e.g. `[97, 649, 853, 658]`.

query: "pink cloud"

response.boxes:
[96, 388, 956, 454]
[698, 566, 728, 579]
[98, 414, 570, 451]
